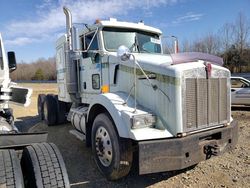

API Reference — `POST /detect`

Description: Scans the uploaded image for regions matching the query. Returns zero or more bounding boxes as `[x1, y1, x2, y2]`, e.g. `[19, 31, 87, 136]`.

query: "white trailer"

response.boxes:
[0, 33, 69, 188]
[39, 7, 238, 180]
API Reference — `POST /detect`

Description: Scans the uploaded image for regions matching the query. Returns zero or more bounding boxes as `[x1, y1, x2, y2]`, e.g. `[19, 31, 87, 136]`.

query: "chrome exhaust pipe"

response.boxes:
[63, 6, 72, 50]
[172, 35, 179, 54]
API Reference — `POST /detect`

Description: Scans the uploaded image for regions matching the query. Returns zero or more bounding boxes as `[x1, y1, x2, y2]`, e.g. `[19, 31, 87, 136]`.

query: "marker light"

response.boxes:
[101, 85, 109, 93]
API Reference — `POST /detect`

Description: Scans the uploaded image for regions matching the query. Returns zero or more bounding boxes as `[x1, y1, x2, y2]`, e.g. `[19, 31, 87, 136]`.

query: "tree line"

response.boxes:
[164, 12, 250, 73]
[11, 12, 249, 81]
[10, 57, 56, 81]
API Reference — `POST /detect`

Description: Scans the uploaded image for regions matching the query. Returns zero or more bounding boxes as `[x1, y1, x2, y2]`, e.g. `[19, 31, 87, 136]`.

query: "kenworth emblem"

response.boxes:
[204, 62, 212, 78]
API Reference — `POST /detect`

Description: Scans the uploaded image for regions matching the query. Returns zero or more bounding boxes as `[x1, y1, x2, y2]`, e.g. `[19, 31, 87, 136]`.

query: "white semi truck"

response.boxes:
[39, 7, 238, 180]
[0, 33, 69, 188]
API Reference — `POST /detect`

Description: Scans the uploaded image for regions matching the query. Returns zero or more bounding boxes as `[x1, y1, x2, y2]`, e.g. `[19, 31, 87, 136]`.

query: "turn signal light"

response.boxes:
[101, 85, 109, 93]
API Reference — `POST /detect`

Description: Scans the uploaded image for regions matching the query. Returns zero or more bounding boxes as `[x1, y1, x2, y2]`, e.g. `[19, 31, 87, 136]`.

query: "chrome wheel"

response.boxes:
[95, 126, 112, 167]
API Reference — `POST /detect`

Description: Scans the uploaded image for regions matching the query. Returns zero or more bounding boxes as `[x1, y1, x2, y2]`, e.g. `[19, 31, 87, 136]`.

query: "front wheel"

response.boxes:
[91, 113, 133, 180]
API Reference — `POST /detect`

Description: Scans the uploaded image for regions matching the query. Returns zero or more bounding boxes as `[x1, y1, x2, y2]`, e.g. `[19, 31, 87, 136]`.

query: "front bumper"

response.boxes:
[138, 120, 238, 174]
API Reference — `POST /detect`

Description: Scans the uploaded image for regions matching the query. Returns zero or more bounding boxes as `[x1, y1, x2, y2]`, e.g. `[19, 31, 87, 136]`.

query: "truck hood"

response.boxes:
[134, 53, 173, 66]
[118, 52, 224, 77]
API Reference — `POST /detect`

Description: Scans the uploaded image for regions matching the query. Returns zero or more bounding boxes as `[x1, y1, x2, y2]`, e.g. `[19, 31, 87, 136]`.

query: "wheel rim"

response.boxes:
[95, 126, 113, 167]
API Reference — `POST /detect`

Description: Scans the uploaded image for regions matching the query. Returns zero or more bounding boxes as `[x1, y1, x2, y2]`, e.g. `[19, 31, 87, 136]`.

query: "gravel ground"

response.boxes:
[22, 107, 248, 188]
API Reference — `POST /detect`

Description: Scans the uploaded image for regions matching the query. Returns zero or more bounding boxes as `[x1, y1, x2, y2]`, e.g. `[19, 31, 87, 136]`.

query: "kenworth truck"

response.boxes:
[0, 33, 69, 188]
[38, 7, 238, 180]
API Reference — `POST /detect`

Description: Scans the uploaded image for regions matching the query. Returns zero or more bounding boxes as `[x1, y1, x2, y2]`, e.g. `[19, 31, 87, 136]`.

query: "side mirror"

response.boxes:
[7, 51, 17, 72]
[117, 45, 131, 61]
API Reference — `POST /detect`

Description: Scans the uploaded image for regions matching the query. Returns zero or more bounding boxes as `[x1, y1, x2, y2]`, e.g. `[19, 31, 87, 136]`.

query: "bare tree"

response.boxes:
[219, 23, 234, 52]
[232, 12, 250, 72]
[203, 32, 220, 54]
[181, 39, 191, 52]
[234, 12, 250, 54]
[191, 33, 220, 55]
[192, 39, 206, 53]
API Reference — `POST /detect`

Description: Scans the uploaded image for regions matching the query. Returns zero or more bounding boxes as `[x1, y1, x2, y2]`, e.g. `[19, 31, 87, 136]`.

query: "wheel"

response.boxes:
[43, 94, 57, 126]
[37, 94, 46, 120]
[53, 95, 67, 125]
[91, 113, 133, 180]
[21, 143, 70, 188]
[0, 149, 24, 188]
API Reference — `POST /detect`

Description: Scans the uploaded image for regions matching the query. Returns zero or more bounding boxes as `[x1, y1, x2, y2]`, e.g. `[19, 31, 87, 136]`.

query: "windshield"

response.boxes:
[102, 27, 161, 53]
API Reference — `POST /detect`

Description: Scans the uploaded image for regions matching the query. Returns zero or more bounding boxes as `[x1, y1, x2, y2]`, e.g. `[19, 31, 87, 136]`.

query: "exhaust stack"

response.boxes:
[62, 7, 79, 100]
[171, 36, 178, 54]
[63, 6, 72, 50]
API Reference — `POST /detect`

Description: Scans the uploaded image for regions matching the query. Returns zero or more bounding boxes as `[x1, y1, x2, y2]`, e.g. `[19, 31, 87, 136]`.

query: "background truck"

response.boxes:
[0, 33, 69, 188]
[38, 7, 238, 180]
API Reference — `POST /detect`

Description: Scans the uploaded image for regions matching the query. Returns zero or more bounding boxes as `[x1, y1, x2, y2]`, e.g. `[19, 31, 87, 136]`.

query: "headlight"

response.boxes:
[131, 114, 156, 129]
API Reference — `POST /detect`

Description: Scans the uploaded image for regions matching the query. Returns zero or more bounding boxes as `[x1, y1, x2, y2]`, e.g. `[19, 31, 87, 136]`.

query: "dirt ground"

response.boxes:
[10, 83, 250, 188]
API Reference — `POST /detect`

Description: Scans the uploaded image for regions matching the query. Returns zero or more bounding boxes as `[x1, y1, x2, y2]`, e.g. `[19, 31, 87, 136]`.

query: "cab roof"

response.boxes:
[80, 18, 162, 35]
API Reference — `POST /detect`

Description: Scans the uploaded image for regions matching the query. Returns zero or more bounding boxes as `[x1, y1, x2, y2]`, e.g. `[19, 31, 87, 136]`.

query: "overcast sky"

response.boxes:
[0, 0, 249, 63]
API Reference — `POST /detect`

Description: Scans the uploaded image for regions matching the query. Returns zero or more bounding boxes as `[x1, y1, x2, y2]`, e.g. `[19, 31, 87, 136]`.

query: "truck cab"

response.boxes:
[51, 7, 238, 180]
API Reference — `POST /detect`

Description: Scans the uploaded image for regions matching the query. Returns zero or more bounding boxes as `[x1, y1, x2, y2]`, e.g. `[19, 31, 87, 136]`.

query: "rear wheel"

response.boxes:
[43, 94, 57, 126]
[91, 113, 133, 180]
[21, 143, 70, 188]
[37, 94, 46, 120]
[53, 95, 67, 125]
[0, 149, 24, 188]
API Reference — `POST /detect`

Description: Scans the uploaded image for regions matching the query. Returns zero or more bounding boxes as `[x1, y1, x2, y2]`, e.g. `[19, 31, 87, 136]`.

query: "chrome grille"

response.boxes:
[184, 78, 228, 132]
[219, 79, 228, 123]
[209, 79, 219, 125]
[197, 79, 208, 127]
[186, 79, 197, 129]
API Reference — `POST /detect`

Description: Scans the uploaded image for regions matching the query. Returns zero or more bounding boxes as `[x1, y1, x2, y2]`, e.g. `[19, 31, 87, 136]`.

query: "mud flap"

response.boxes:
[0, 132, 48, 149]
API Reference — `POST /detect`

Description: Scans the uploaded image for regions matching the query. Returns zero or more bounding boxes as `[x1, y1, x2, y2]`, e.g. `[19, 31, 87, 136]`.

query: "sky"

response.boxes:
[0, 0, 249, 63]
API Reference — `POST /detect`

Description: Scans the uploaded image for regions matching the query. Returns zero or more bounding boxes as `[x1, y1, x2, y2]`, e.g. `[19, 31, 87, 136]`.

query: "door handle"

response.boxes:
[231, 89, 236, 92]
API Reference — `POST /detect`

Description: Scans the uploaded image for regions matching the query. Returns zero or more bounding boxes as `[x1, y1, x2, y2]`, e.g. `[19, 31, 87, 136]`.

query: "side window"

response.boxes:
[231, 79, 241, 88]
[82, 33, 98, 51]
[231, 79, 250, 88]
[81, 32, 99, 62]
[88, 35, 98, 51]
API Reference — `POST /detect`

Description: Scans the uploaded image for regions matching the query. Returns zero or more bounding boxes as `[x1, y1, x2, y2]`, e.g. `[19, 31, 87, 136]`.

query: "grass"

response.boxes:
[9, 83, 58, 119]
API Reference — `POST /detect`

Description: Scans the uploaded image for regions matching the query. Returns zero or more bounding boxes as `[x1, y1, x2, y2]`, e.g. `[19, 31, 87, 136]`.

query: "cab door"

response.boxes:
[80, 31, 101, 96]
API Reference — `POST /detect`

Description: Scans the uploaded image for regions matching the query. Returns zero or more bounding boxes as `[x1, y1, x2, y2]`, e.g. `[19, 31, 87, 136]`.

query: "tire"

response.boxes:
[21, 143, 70, 188]
[0, 149, 24, 188]
[91, 113, 133, 180]
[53, 95, 67, 125]
[43, 94, 57, 126]
[37, 94, 46, 120]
